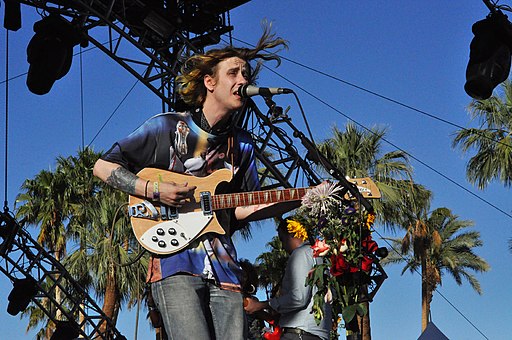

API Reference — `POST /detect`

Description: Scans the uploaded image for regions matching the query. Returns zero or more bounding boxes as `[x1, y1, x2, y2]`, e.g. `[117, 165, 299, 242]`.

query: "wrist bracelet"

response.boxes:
[153, 181, 160, 201]
[144, 180, 150, 198]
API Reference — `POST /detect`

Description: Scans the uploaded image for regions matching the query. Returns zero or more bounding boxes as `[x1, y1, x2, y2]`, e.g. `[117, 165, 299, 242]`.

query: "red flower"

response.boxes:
[330, 254, 350, 276]
[361, 235, 378, 253]
[361, 256, 374, 272]
[311, 239, 330, 257]
[263, 320, 282, 340]
[349, 265, 360, 273]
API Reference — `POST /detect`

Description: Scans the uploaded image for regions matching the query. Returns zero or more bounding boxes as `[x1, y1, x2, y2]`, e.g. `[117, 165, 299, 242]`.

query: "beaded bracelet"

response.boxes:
[153, 181, 160, 201]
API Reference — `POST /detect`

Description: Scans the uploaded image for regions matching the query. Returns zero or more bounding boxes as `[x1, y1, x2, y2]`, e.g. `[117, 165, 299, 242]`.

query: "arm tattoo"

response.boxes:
[106, 167, 138, 195]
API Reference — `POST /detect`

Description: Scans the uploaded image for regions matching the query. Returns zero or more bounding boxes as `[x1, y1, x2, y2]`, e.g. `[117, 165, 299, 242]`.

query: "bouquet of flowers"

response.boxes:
[293, 181, 380, 329]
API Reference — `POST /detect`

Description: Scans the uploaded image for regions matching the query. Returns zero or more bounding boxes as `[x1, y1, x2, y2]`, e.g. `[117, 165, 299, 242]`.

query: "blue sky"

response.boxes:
[1, 1, 511, 339]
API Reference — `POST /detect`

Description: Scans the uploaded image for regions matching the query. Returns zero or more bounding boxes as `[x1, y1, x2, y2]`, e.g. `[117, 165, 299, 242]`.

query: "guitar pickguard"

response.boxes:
[129, 168, 232, 255]
[139, 212, 214, 253]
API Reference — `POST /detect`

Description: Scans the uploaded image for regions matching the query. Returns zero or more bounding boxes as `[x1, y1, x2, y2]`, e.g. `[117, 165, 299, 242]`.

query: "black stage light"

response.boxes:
[7, 277, 38, 316]
[0, 211, 22, 255]
[3, 0, 22, 31]
[50, 320, 80, 340]
[374, 246, 389, 259]
[0, 212, 15, 241]
[465, 11, 512, 100]
[26, 14, 83, 95]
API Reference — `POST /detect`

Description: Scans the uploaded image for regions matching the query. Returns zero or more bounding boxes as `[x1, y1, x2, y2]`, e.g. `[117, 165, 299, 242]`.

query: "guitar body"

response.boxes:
[129, 168, 233, 255]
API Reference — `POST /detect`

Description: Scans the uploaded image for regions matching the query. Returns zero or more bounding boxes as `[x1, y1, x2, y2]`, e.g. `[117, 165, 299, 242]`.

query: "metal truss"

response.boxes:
[16, 0, 249, 109]
[240, 100, 324, 190]
[361, 258, 388, 303]
[0, 210, 125, 339]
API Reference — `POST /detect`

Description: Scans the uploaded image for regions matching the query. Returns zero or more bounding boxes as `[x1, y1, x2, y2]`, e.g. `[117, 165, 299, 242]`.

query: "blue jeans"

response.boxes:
[151, 274, 245, 340]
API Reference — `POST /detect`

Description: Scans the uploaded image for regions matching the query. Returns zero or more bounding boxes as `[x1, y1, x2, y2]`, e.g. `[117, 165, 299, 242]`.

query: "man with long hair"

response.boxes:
[93, 25, 296, 339]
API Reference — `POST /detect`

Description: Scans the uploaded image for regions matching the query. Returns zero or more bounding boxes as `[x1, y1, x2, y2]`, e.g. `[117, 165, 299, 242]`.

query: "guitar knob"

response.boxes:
[171, 239, 179, 247]
[157, 228, 165, 236]
[152, 236, 158, 242]
[158, 240, 167, 248]
[168, 228, 177, 235]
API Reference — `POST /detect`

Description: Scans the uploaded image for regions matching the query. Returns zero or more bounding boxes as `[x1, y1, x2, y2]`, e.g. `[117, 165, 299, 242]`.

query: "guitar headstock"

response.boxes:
[344, 177, 381, 199]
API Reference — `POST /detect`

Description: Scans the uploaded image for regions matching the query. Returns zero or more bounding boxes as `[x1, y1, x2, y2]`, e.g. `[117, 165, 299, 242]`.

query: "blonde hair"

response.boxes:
[176, 23, 288, 107]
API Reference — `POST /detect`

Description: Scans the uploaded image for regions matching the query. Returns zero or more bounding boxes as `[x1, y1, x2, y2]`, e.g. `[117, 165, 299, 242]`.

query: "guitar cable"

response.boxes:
[110, 202, 147, 267]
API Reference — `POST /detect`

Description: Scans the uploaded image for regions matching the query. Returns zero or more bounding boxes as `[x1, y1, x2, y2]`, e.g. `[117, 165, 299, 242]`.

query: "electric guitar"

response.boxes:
[128, 168, 380, 255]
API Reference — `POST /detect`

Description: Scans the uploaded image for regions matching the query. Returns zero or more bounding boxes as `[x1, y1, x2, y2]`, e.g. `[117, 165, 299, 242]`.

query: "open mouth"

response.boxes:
[233, 90, 243, 99]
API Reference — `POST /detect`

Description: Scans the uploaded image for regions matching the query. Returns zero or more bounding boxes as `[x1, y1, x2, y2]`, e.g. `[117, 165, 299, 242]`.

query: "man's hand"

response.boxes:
[243, 297, 270, 315]
[157, 181, 197, 207]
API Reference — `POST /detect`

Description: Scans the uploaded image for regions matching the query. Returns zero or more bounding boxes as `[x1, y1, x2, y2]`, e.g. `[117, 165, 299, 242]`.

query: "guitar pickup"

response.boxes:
[160, 204, 178, 220]
[128, 200, 159, 220]
[200, 191, 213, 216]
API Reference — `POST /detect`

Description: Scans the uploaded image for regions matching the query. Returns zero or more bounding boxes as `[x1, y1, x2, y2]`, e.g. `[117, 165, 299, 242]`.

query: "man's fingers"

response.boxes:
[177, 183, 197, 196]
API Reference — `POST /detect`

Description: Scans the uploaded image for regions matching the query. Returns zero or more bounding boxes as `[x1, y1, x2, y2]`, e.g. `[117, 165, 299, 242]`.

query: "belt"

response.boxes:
[282, 327, 314, 336]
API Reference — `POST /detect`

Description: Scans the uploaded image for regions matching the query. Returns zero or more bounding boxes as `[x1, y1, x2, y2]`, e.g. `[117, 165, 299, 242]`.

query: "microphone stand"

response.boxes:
[296, 128, 374, 212]
[261, 95, 374, 213]
[263, 96, 284, 122]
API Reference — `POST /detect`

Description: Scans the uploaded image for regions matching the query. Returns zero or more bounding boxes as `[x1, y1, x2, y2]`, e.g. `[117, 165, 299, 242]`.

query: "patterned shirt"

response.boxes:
[101, 111, 260, 291]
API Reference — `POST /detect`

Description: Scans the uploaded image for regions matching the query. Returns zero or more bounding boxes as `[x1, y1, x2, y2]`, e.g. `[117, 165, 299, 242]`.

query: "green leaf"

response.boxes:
[342, 304, 357, 323]
[356, 302, 367, 316]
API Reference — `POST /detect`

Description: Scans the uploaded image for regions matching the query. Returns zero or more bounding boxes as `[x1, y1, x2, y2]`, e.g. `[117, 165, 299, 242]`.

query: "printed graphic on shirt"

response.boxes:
[174, 120, 190, 155]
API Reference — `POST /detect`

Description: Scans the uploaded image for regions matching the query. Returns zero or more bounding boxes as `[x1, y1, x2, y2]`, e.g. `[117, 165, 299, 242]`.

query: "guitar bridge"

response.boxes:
[200, 191, 213, 216]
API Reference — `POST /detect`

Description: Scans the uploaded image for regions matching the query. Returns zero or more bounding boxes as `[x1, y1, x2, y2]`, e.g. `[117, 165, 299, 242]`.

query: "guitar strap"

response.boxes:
[227, 135, 235, 178]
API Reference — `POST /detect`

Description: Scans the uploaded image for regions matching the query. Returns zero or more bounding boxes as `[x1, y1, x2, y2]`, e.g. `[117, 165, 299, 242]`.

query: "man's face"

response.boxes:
[207, 57, 249, 113]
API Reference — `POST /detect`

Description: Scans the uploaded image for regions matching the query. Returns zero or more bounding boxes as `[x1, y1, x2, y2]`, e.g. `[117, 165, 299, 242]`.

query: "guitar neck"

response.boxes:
[211, 187, 309, 210]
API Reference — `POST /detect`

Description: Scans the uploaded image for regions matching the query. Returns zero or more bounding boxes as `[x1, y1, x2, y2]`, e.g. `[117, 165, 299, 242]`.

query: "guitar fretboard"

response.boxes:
[212, 187, 310, 210]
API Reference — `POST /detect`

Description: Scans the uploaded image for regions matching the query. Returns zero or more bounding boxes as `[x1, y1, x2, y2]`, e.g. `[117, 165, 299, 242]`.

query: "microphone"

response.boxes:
[238, 84, 293, 98]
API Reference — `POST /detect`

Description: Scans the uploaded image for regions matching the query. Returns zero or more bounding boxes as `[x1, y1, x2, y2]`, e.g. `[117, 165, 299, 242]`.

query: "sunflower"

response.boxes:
[286, 219, 308, 241]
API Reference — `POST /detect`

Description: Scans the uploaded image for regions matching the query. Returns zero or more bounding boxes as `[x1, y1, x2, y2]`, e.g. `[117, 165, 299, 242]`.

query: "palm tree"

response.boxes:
[252, 235, 288, 339]
[316, 123, 430, 339]
[16, 169, 70, 259]
[453, 79, 511, 288]
[453, 80, 512, 190]
[15, 148, 101, 334]
[317, 123, 429, 230]
[57, 148, 102, 292]
[382, 207, 490, 332]
[15, 149, 149, 337]
[255, 236, 288, 298]
[65, 184, 148, 333]
[59, 150, 149, 334]
[16, 168, 71, 324]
